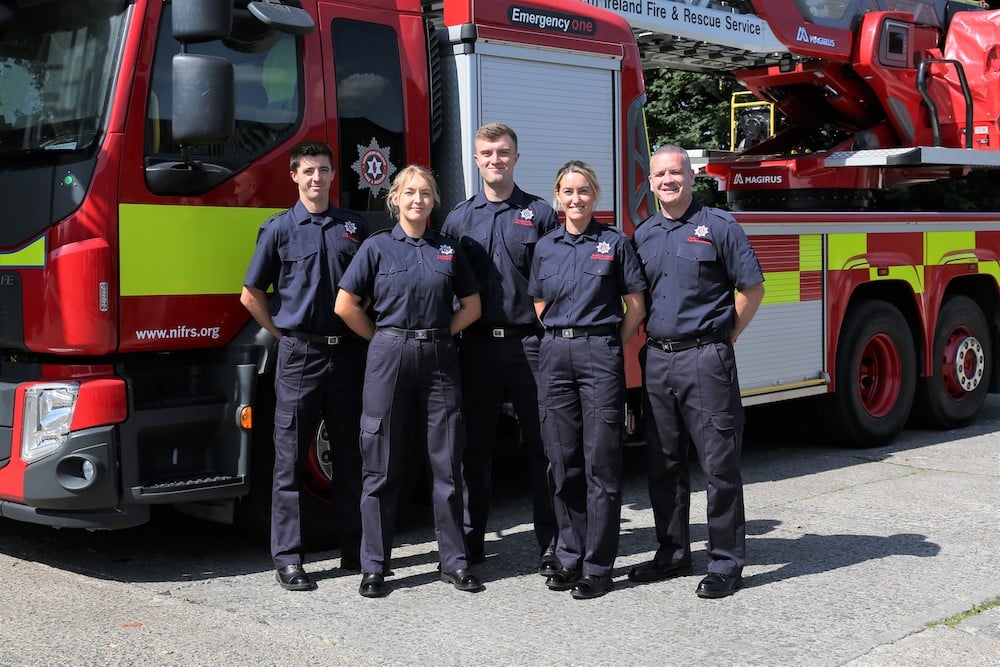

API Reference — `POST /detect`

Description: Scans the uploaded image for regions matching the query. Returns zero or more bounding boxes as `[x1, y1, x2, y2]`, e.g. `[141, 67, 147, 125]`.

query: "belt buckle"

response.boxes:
[414, 329, 430, 341]
[324, 335, 341, 345]
[492, 328, 505, 338]
[560, 328, 575, 338]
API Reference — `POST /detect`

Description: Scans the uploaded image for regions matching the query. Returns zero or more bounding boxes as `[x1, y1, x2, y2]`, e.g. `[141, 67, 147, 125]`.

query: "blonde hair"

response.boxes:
[386, 165, 440, 219]
[553, 160, 601, 204]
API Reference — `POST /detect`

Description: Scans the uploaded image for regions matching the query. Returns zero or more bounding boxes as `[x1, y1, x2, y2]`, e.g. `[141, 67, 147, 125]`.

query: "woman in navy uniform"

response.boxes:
[528, 161, 647, 599]
[335, 165, 482, 598]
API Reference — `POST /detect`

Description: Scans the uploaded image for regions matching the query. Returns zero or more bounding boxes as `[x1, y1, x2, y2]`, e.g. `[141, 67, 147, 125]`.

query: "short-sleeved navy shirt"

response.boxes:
[243, 201, 368, 334]
[633, 200, 764, 340]
[528, 218, 647, 328]
[441, 185, 558, 327]
[338, 223, 479, 330]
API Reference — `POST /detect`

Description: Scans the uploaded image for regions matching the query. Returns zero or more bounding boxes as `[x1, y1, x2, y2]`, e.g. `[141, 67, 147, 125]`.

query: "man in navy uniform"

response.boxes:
[241, 141, 368, 591]
[442, 123, 560, 574]
[629, 144, 764, 599]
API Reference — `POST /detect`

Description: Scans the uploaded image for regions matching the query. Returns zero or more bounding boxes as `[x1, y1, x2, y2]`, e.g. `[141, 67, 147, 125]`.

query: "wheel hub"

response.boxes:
[945, 334, 985, 395]
[312, 421, 334, 481]
[858, 332, 902, 418]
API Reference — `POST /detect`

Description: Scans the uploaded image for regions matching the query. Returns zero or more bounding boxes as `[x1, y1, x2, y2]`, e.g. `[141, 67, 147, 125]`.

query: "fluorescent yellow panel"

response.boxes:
[119, 203, 283, 296]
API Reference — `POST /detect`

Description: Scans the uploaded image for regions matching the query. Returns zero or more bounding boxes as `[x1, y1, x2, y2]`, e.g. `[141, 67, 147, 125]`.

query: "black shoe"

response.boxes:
[359, 572, 386, 598]
[275, 564, 316, 591]
[538, 546, 560, 577]
[627, 560, 693, 583]
[571, 574, 613, 600]
[340, 554, 362, 572]
[696, 572, 742, 599]
[545, 566, 581, 591]
[440, 568, 483, 592]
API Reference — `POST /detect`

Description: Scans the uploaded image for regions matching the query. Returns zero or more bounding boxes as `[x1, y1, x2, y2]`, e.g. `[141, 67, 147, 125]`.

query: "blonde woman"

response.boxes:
[527, 160, 647, 599]
[335, 165, 482, 598]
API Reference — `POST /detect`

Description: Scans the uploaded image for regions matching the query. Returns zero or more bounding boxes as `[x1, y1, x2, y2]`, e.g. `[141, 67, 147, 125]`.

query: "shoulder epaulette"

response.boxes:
[256, 209, 289, 240]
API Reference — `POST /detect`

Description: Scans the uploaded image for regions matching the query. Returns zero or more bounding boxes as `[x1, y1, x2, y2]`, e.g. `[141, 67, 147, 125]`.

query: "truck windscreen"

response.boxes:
[0, 0, 127, 160]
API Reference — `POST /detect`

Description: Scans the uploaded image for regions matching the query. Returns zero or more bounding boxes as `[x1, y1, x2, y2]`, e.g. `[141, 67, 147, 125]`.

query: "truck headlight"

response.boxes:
[21, 383, 80, 463]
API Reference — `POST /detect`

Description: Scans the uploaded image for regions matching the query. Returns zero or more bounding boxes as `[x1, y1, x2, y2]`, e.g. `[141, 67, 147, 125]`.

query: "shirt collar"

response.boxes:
[656, 200, 702, 230]
[391, 222, 432, 246]
[557, 217, 602, 244]
[471, 184, 530, 211]
[292, 200, 330, 226]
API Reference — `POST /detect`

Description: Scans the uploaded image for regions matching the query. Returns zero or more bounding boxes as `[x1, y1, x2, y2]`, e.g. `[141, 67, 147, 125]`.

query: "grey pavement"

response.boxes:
[0, 395, 998, 666]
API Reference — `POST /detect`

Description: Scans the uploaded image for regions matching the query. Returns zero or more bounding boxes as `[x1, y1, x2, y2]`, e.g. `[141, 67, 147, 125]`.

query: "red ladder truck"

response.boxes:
[599, 0, 1000, 446]
[0, 0, 651, 534]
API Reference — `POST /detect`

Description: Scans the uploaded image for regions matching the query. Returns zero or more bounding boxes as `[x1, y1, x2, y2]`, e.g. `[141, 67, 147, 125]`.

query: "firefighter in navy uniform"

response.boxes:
[240, 141, 368, 592]
[335, 165, 482, 598]
[441, 123, 559, 573]
[528, 161, 646, 600]
[629, 144, 764, 599]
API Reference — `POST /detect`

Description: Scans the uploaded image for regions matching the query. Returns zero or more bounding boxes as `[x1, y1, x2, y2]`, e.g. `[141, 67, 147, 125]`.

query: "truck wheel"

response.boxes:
[913, 295, 991, 429]
[828, 300, 916, 447]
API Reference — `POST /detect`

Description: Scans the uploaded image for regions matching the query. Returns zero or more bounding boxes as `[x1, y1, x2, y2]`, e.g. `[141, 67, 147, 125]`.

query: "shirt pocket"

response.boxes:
[505, 224, 541, 270]
[277, 241, 319, 288]
[676, 241, 717, 288]
[583, 259, 612, 278]
[533, 258, 560, 301]
[376, 264, 409, 295]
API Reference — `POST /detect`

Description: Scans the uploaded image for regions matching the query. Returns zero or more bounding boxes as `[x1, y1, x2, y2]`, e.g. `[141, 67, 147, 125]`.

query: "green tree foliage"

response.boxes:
[643, 70, 735, 151]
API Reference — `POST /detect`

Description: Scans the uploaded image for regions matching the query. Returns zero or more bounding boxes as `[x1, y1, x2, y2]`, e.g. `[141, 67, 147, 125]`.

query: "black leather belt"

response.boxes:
[282, 329, 345, 345]
[546, 325, 618, 339]
[647, 331, 727, 352]
[378, 326, 451, 341]
[468, 325, 542, 339]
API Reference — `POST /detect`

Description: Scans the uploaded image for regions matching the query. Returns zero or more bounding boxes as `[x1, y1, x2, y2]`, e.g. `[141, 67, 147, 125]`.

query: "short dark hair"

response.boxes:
[290, 141, 334, 172]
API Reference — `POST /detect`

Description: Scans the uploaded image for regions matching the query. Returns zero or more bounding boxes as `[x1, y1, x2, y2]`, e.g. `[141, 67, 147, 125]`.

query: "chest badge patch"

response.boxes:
[515, 208, 535, 227]
[687, 224, 713, 244]
[437, 244, 455, 261]
[344, 221, 358, 237]
[591, 241, 614, 261]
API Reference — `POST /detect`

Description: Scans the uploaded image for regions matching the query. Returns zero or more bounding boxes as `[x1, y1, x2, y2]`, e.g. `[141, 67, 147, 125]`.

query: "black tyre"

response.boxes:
[913, 295, 991, 429]
[827, 300, 916, 448]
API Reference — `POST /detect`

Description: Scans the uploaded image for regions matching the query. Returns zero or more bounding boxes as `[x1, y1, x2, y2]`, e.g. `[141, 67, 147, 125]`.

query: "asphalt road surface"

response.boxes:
[1, 396, 998, 666]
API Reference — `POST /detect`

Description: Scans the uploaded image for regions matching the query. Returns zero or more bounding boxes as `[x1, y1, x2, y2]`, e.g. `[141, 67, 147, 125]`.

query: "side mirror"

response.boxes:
[172, 54, 235, 144]
[248, 1, 315, 35]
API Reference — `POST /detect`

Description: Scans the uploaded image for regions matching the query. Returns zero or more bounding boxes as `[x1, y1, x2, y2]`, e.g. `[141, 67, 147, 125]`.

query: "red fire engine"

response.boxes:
[0, 0, 650, 533]
[603, 0, 1000, 447]
[1, 0, 998, 536]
